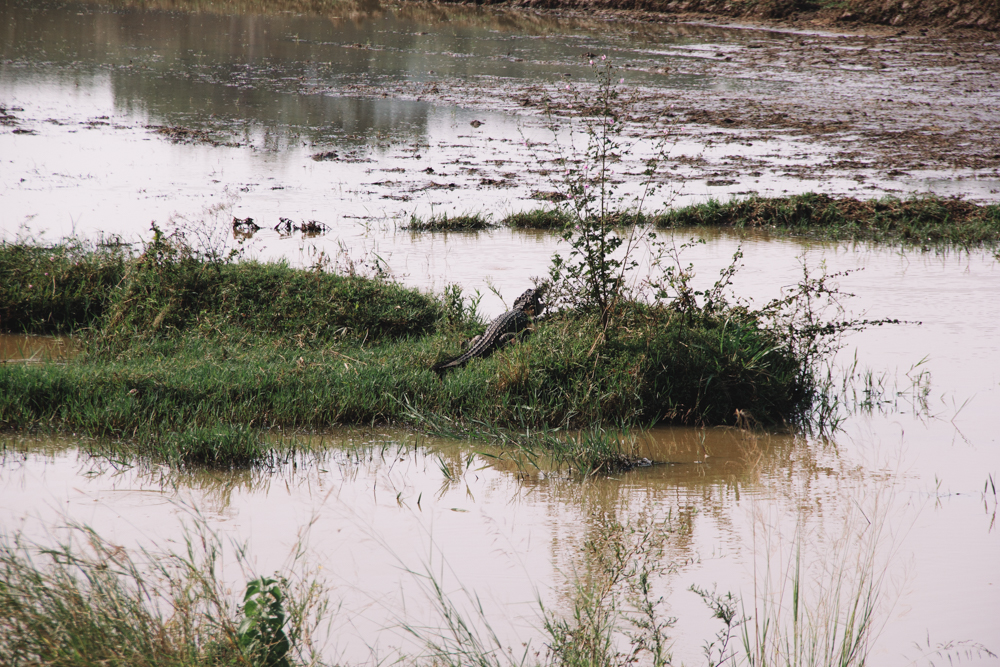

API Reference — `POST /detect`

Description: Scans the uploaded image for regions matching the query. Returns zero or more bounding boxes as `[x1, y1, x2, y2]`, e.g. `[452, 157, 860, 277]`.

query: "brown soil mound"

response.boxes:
[443, 0, 1000, 32]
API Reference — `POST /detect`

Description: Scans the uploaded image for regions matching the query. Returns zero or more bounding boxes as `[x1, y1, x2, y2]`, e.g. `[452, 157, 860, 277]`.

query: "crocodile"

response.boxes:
[431, 287, 545, 374]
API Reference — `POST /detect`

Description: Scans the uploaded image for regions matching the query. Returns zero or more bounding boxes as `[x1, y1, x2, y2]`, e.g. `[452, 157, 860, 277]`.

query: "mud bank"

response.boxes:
[438, 0, 1000, 33]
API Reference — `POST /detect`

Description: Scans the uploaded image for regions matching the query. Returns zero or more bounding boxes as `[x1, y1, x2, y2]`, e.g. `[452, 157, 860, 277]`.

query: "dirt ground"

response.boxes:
[445, 0, 1000, 33]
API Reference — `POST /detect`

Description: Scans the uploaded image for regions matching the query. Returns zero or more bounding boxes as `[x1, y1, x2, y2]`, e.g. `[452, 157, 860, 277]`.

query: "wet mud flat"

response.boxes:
[337, 16, 1000, 201]
[3, 0, 999, 250]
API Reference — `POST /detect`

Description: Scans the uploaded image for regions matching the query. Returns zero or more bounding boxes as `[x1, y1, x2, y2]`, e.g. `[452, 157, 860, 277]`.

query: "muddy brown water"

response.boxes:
[2, 0, 1000, 663]
[0, 332, 79, 362]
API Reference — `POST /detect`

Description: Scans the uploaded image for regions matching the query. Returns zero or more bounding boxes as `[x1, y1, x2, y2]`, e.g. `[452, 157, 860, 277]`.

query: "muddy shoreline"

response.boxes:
[436, 0, 1000, 34]
[4, 0, 998, 246]
[330, 9, 1000, 204]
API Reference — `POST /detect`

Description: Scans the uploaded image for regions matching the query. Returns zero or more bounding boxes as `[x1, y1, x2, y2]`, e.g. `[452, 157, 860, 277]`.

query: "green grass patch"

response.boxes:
[657, 193, 1000, 246]
[403, 212, 494, 231]
[0, 521, 324, 667]
[0, 237, 827, 469]
[0, 304, 807, 448]
[1, 231, 442, 344]
[501, 208, 574, 230]
[401, 196, 1000, 246]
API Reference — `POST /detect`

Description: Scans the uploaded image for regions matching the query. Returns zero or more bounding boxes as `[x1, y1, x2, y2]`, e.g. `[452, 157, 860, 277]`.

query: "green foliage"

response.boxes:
[161, 425, 271, 468]
[0, 526, 239, 667]
[0, 239, 127, 334]
[404, 212, 494, 231]
[0, 228, 444, 349]
[0, 297, 809, 468]
[528, 56, 673, 325]
[237, 577, 292, 667]
[404, 511, 680, 667]
[500, 208, 574, 230]
[658, 193, 1000, 246]
[544, 59, 643, 321]
[541, 513, 678, 667]
[0, 520, 326, 667]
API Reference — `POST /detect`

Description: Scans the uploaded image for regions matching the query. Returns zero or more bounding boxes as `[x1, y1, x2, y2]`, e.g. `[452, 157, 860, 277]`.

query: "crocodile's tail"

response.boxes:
[431, 355, 465, 374]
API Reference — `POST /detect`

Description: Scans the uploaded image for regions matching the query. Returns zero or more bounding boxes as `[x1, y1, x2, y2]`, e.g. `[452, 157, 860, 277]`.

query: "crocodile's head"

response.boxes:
[513, 287, 545, 317]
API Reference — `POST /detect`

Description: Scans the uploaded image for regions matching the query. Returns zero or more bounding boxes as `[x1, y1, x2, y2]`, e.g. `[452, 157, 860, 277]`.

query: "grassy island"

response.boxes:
[0, 227, 835, 469]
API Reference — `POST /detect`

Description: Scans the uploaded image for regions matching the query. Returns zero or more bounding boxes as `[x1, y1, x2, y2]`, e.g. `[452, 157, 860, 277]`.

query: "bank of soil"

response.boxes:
[441, 0, 1000, 33]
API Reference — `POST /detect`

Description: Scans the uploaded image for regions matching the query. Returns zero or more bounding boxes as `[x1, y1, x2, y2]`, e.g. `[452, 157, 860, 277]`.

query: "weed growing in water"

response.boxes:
[404, 212, 495, 232]
[400, 406, 647, 476]
[501, 208, 574, 230]
[689, 480, 950, 667]
[238, 576, 293, 667]
[540, 513, 679, 667]
[535, 56, 671, 324]
[657, 193, 1000, 248]
[401, 509, 683, 667]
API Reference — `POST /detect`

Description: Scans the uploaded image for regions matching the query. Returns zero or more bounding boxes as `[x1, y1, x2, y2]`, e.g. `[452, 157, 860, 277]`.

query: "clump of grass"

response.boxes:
[657, 193, 1000, 246]
[404, 212, 494, 231]
[404, 411, 646, 476]
[501, 208, 574, 230]
[1, 227, 444, 349]
[0, 238, 128, 334]
[0, 521, 326, 667]
[157, 425, 273, 468]
[410, 209, 668, 232]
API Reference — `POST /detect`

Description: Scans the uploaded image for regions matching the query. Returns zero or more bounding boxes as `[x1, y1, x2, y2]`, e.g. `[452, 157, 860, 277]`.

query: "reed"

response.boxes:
[0, 520, 327, 667]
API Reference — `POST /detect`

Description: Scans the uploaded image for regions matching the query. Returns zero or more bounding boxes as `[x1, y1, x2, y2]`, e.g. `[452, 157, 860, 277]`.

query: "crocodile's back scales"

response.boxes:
[431, 309, 531, 372]
[431, 287, 544, 374]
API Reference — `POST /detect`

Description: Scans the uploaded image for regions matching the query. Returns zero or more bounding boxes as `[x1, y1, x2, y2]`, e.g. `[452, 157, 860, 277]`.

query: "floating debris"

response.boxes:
[232, 216, 261, 235]
[530, 190, 567, 202]
[300, 220, 328, 235]
[273, 217, 328, 236]
[148, 124, 237, 147]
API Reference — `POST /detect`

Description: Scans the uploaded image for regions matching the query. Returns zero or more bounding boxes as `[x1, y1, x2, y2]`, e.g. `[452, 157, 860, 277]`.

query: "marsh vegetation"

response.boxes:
[3, 2, 998, 665]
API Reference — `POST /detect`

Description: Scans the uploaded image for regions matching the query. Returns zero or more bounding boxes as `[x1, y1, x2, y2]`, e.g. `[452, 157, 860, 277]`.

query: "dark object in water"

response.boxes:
[232, 216, 261, 235]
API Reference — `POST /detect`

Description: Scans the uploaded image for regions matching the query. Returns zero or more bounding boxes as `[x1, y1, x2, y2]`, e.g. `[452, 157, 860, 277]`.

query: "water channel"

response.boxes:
[1, 0, 999, 664]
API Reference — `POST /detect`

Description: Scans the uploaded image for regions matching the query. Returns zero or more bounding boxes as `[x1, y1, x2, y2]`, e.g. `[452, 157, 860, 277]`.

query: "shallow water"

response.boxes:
[2, 0, 1000, 663]
[4, 0, 999, 257]
[0, 332, 80, 362]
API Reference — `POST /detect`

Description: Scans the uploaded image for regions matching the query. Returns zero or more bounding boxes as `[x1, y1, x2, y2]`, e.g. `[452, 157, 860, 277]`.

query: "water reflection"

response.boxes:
[3, 0, 755, 147]
[1, 411, 997, 664]
[0, 332, 80, 362]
